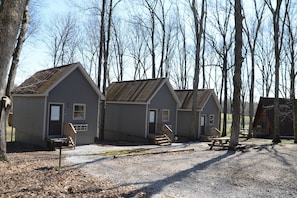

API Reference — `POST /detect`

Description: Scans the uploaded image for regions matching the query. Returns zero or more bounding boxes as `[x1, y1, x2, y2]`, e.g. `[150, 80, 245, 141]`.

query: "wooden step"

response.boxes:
[67, 136, 75, 148]
[155, 134, 171, 146]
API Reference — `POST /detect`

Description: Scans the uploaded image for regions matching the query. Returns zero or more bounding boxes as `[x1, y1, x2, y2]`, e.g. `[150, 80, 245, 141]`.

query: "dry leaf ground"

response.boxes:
[0, 142, 146, 197]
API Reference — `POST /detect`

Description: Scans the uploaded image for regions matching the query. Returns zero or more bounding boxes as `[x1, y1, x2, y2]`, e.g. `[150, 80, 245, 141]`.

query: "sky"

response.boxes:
[16, 0, 70, 85]
[15, 0, 267, 103]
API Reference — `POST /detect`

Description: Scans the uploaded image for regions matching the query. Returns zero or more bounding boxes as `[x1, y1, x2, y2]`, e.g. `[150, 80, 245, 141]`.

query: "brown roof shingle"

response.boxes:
[175, 89, 215, 110]
[14, 63, 79, 95]
[106, 78, 167, 103]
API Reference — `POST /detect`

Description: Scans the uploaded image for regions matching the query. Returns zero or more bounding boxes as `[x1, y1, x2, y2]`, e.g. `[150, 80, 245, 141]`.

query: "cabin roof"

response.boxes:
[106, 78, 180, 105]
[13, 62, 105, 99]
[175, 89, 220, 111]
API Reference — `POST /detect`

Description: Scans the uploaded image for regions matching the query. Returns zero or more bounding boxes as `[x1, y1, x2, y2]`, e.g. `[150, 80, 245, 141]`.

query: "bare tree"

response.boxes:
[111, 19, 125, 81]
[155, 0, 166, 77]
[172, 4, 189, 89]
[44, 13, 79, 67]
[141, 0, 158, 78]
[230, 0, 243, 150]
[0, 0, 27, 159]
[79, 16, 101, 81]
[190, 0, 206, 140]
[265, 0, 286, 144]
[6, 0, 30, 96]
[102, 0, 113, 95]
[284, 0, 297, 143]
[243, 0, 265, 138]
[127, 19, 150, 80]
[257, 30, 274, 97]
[207, 0, 233, 137]
[201, 1, 207, 88]
[97, 0, 122, 140]
[163, 10, 176, 79]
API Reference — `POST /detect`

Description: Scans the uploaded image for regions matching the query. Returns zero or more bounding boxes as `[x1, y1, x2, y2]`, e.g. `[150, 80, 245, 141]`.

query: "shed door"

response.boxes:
[149, 110, 156, 134]
[48, 104, 63, 136]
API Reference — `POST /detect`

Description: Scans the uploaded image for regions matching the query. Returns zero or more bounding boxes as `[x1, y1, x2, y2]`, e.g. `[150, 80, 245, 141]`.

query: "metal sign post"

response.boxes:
[53, 139, 64, 169]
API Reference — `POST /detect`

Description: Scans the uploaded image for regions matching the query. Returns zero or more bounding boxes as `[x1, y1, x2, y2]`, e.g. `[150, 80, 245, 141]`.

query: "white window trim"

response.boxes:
[162, 109, 170, 122]
[73, 103, 86, 120]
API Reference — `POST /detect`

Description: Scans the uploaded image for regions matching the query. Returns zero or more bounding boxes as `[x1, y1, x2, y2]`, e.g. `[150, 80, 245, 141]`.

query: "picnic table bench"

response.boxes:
[209, 137, 230, 150]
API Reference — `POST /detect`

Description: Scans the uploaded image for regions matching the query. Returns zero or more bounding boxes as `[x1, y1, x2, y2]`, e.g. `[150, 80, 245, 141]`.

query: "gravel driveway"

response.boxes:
[64, 141, 297, 197]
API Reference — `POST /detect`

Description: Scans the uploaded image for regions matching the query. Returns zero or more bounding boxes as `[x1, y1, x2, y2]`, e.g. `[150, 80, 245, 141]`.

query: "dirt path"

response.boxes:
[65, 141, 297, 197]
[2, 140, 297, 197]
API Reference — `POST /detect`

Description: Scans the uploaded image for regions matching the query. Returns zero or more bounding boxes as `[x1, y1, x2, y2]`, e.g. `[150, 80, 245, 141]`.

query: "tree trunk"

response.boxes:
[248, 53, 255, 138]
[0, 0, 27, 159]
[244, 1, 266, 138]
[286, 4, 297, 143]
[98, 0, 106, 90]
[241, 94, 245, 129]
[230, 0, 243, 150]
[98, 0, 106, 140]
[222, 58, 228, 137]
[100, 0, 114, 141]
[290, 51, 297, 143]
[190, 0, 205, 140]
[150, 8, 156, 78]
[6, 0, 30, 96]
[272, 0, 282, 144]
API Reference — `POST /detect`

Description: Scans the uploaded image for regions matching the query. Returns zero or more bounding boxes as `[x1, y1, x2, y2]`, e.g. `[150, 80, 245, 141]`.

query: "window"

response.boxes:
[50, 105, 60, 121]
[162, 109, 170, 122]
[73, 104, 86, 120]
[201, 116, 205, 126]
[209, 114, 214, 125]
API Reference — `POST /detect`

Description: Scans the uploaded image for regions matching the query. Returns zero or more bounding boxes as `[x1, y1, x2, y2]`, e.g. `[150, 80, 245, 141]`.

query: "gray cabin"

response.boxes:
[175, 89, 221, 140]
[12, 62, 105, 147]
[105, 78, 181, 144]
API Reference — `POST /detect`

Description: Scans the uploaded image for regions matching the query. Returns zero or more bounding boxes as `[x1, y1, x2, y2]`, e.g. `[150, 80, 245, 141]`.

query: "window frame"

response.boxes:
[73, 103, 86, 120]
[162, 109, 170, 122]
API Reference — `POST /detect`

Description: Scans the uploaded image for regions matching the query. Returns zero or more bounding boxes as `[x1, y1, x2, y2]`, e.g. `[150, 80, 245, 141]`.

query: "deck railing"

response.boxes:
[63, 123, 77, 148]
[162, 124, 174, 142]
[209, 127, 221, 137]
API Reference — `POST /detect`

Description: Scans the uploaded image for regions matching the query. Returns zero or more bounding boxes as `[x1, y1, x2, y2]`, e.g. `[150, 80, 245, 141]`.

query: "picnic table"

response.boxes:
[209, 137, 230, 150]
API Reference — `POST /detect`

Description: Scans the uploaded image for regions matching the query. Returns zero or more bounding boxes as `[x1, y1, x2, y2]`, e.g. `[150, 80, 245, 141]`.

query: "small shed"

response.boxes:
[12, 62, 105, 147]
[253, 97, 294, 138]
[105, 78, 181, 143]
[175, 89, 221, 140]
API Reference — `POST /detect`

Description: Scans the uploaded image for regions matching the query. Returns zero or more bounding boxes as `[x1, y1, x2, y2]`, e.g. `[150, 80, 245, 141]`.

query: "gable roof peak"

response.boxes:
[13, 62, 81, 95]
[175, 89, 220, 110]
[106, 78, 180, 104]
[12, 62, 104, 100]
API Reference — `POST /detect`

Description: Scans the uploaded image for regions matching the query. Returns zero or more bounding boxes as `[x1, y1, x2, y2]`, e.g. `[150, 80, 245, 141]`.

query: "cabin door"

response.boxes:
[149, 110, 157, 134]
[200, 115, 206, 135]
[48, 104, 63, 136]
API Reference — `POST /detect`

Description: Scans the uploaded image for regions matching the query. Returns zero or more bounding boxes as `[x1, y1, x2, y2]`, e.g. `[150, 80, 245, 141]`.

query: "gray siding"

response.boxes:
[13, 96, 46, 147]
[176, 111, 200, 139]
[48, 68, 100, 145]
[105, 103, 146, 141]
[149, 84, 177, 132]
[201, 96, 220, 133]
[177, 95, 220, 140]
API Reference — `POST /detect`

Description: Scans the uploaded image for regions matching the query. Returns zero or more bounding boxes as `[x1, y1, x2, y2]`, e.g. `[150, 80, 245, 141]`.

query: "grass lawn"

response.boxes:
[6, 125, 15, 142]
[221, 113, 252, 135]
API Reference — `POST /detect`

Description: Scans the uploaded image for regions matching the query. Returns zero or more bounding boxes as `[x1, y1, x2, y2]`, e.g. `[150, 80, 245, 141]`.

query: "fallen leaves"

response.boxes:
[0, 143, 146, 197]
